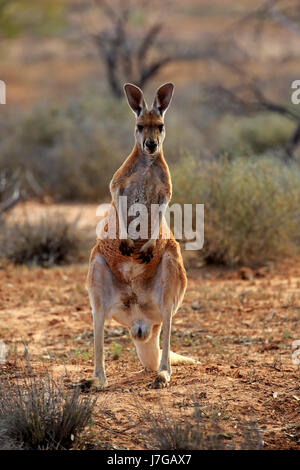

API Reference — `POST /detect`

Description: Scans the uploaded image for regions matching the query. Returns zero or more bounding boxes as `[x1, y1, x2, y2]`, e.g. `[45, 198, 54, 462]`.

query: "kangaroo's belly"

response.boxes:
[118, 260, 147, 282]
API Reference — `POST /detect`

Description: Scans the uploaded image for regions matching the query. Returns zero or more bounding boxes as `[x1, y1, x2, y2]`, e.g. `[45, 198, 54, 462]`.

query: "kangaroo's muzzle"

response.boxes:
[145, 139, 158, 154]
[130, 320, 151, 342]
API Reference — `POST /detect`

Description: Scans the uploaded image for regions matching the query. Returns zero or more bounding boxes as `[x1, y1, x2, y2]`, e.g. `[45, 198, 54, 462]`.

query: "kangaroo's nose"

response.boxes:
[137, 327, 142, 338]
[145, 139, 158, 152]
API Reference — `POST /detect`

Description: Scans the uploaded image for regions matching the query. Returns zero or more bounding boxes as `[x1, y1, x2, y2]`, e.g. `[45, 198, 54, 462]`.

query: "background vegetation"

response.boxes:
[1, 0, 300, 267]
[0, 1, 299, 452]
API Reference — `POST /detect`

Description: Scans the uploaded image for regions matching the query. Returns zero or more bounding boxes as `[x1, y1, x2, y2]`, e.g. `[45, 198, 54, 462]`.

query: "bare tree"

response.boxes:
[267, 0, 300, 35]
[202, 0, 300, 159]
[0, 169, 42, 220]
[91, 0, 204, 97]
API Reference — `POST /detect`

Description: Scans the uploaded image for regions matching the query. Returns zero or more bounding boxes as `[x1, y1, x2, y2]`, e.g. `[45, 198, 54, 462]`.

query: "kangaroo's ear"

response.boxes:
[152, 83, 174, 116]
[124, 83, 147, 117]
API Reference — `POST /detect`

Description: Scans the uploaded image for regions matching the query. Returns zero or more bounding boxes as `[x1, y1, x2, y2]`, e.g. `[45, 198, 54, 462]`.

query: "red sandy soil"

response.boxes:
[0, 204, 299, 449]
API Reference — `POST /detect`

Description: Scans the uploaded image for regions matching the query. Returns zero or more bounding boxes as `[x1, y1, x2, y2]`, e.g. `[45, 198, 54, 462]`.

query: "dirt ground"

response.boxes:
[0, 203, 300, 450]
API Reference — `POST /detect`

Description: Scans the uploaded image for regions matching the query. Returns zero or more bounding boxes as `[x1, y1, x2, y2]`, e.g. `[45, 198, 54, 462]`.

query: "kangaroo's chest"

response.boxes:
[122, 168, 164, 208]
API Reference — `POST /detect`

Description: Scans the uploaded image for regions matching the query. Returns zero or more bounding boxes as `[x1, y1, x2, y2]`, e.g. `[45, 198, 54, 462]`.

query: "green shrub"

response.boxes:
[172, 155, 300, 266]
[109, 341, 123, 360]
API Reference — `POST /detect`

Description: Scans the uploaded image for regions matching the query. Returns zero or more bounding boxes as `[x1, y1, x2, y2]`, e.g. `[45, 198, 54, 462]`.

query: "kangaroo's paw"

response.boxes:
[152, 370, 170, 389]
[137, 246, 154, 264]
[119, 239, 134, 256]
[91, 376, 108, 390]
[75, 377, 107, 392]
[137, 240, 155, 264]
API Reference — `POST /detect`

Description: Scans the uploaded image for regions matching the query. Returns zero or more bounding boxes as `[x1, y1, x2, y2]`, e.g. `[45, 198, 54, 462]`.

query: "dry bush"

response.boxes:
[144, 406, 226, 450]
[218, 114, 295, 156]
[172, 155, 300, 266]
[0, 356, 96, 450]
[0, 213, 84, 267]
[0, 96, 130, 202]
[143, 399, 263, 450]
[1, 92, 295, 206]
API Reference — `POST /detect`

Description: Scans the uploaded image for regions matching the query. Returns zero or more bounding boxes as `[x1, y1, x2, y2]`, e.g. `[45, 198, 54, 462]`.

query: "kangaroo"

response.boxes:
[87, 83, 196, 390]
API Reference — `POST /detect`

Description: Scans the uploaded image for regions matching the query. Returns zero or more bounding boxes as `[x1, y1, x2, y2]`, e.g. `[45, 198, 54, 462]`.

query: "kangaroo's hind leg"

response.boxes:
[154, 248, 188, 388]
[86, 251, 115, 390]
[131, 247, 196, 388]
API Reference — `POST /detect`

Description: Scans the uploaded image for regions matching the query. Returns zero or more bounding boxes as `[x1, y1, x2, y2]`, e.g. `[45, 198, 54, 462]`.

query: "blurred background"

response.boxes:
[0, 0, 300, 267]
[1, 2, 300, 452]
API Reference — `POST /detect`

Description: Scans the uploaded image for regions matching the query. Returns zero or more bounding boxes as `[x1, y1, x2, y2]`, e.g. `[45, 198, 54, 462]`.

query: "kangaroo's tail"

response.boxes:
[169, 350, 199, 365]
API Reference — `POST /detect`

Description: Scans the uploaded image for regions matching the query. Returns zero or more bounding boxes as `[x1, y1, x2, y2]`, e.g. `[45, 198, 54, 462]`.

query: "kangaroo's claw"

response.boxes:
[137, 250, 154, 264]
[119, 240, 134, 256]
[68, 377, 107, 392]
[152, 371, 170, 389]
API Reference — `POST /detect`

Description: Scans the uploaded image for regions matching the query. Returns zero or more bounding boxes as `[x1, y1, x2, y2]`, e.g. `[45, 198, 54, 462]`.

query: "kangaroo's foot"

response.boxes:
[150, 352, 198, 389]
[75, 376, 107, 392]
[90, 376, 108, 390]
[153, 370, 170, 389]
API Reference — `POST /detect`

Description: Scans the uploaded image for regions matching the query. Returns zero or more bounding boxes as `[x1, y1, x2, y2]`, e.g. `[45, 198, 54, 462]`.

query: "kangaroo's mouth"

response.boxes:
[143, 141, 159, 156]
[146, 147, 157, 155]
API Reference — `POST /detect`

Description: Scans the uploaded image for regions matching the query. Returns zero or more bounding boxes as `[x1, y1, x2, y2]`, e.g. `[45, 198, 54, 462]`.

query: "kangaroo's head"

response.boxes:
[124, 82, 174, 158]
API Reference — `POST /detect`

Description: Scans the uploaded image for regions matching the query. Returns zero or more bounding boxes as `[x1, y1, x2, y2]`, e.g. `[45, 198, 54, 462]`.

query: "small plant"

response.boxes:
[0, 355, 96, 450]
[143, 401, 228, 450]
[0, 213, 84, 267]
[109, 341, 123, 360]
[142, 397, 263, 450]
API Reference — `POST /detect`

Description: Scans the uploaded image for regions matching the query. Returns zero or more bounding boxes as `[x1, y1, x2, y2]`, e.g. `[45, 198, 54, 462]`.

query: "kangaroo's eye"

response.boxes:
[158, 124, 164, 132]
[137, 125, 144, 132]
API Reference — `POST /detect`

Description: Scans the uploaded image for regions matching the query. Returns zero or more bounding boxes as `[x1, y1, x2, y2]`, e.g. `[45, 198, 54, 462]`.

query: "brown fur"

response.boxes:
[86, 83, 196, 390]
[95, 143, 173, 283]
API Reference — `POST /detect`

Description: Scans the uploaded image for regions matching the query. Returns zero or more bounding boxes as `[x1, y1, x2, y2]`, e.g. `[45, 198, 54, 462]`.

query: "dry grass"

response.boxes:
[142, 396, 263, 450]
[0, 353, 96, 450]
[0, 213, 85, 267]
